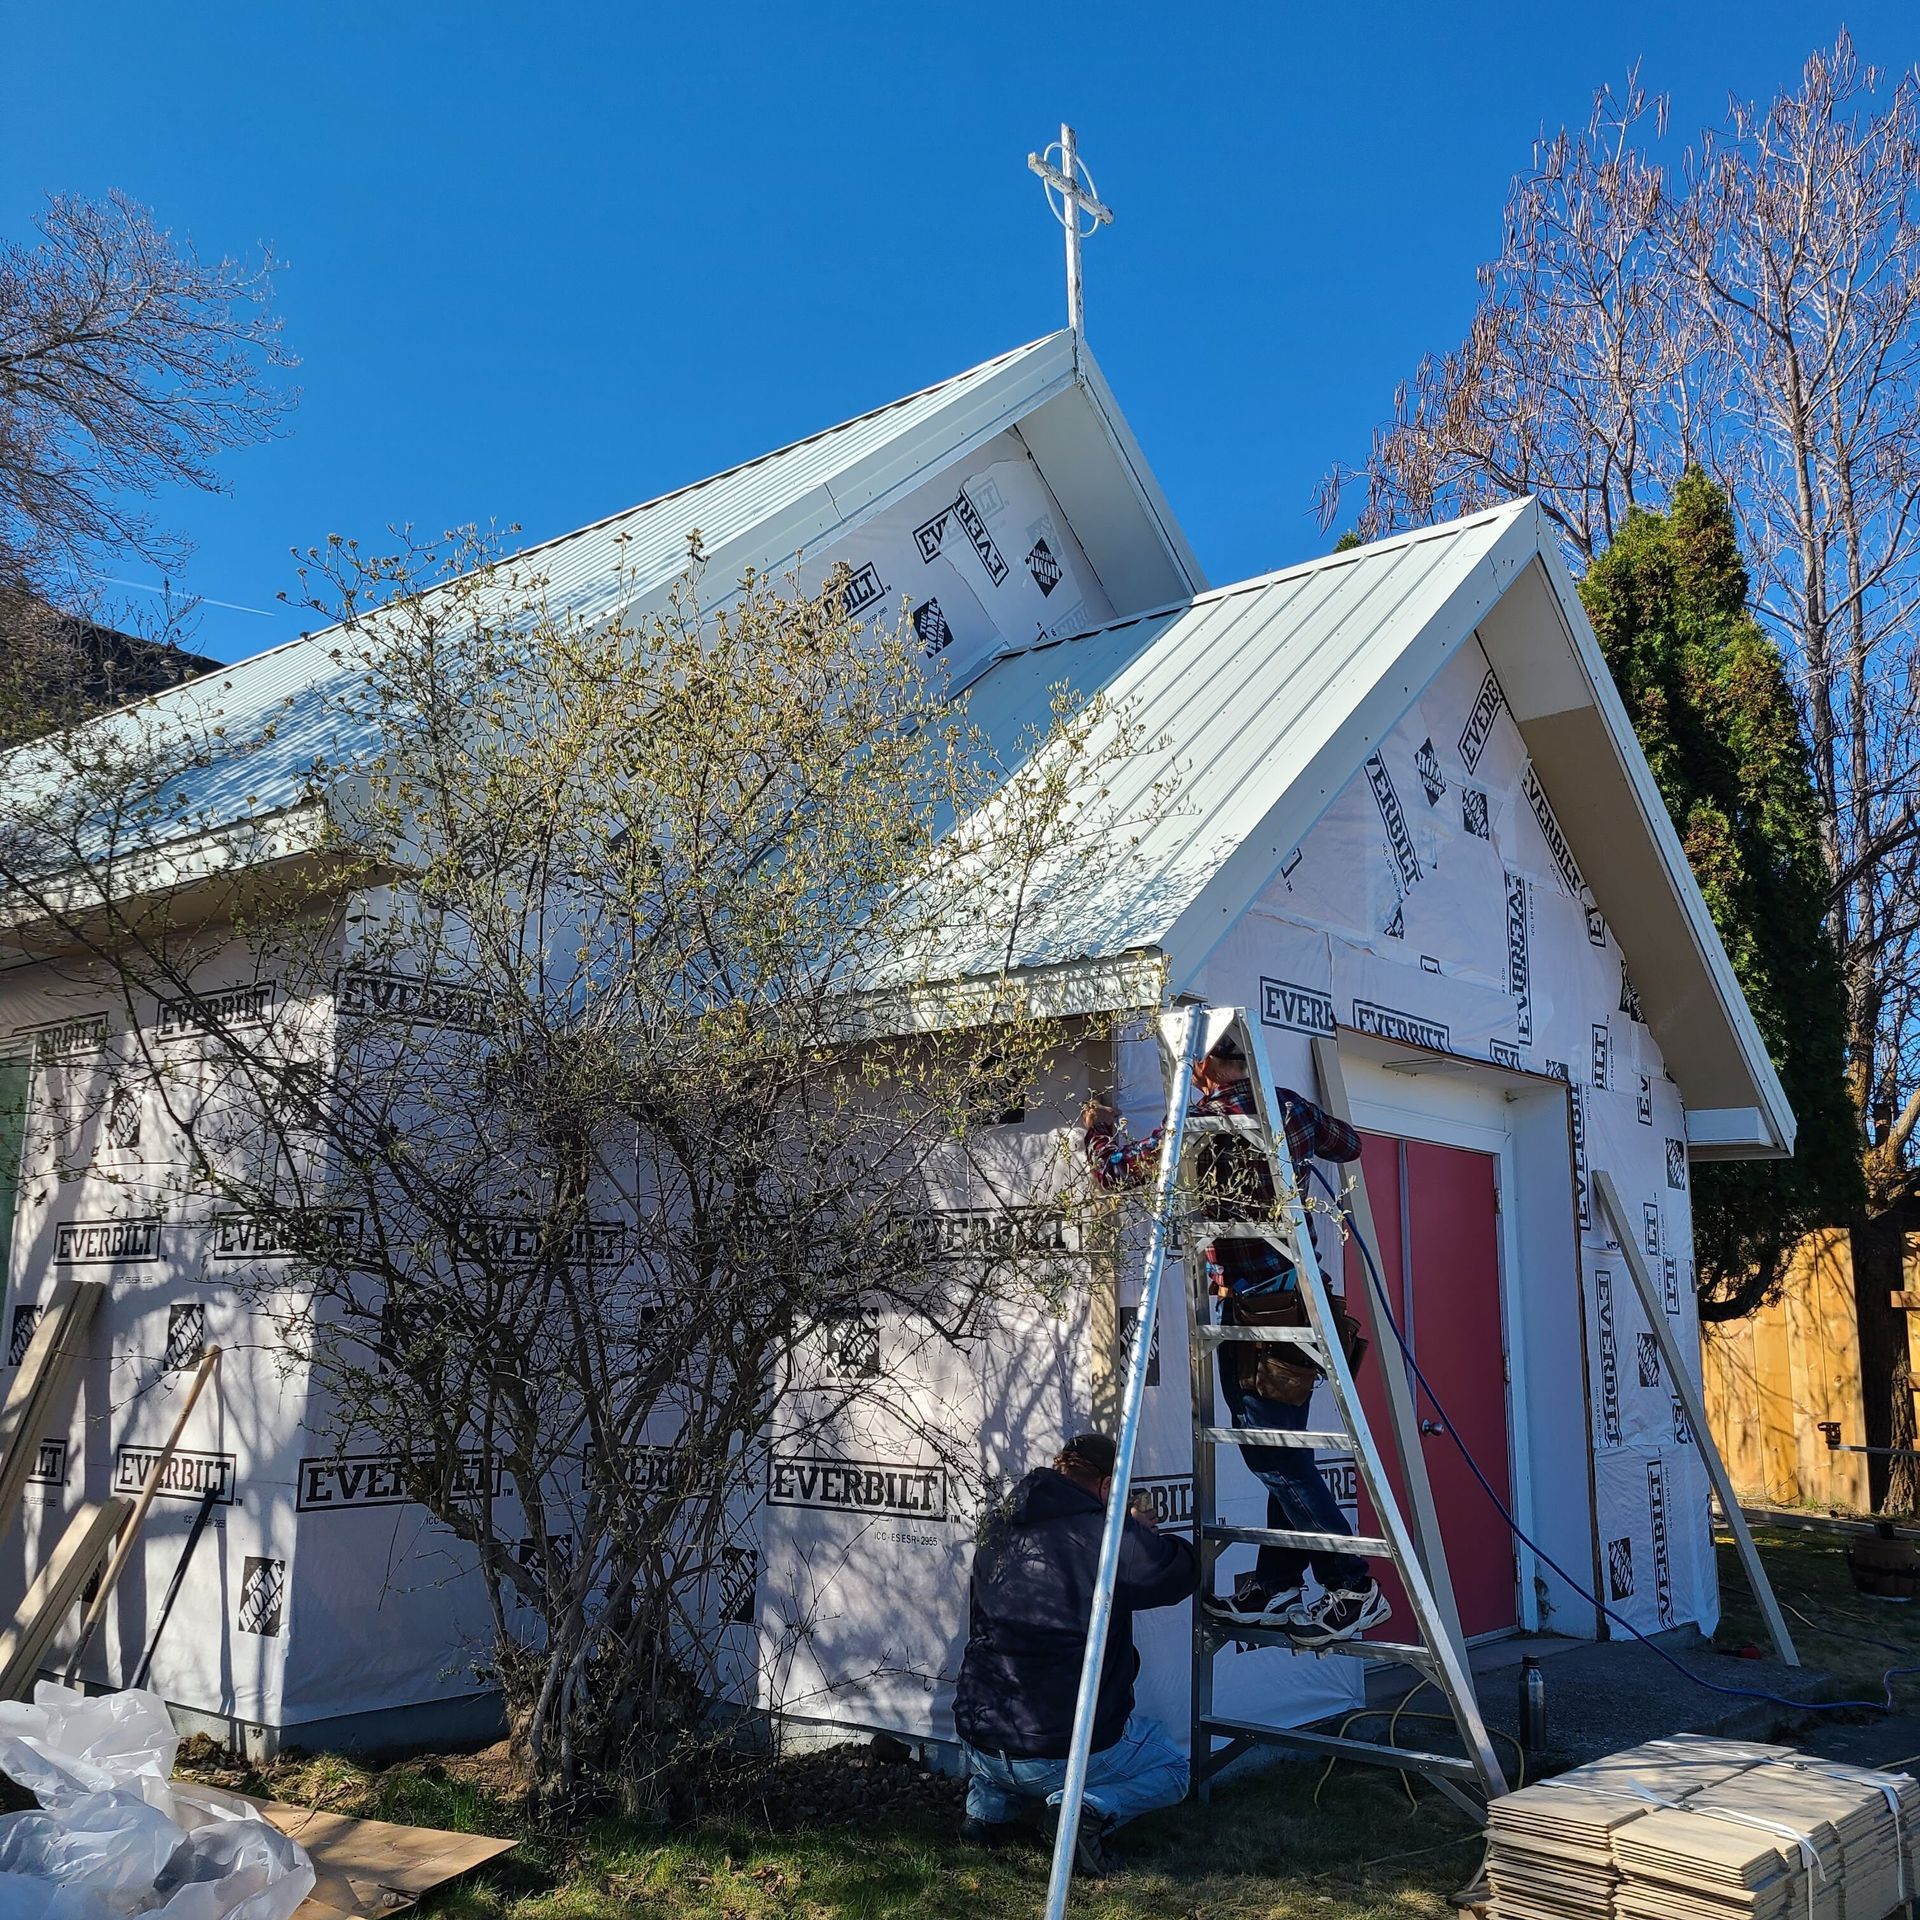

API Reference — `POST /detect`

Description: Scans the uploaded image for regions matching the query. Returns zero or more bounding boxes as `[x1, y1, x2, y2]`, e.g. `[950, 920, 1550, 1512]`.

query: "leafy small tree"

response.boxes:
[1579, 469, 1861, 1315]
[0, 538, 1164, 1810]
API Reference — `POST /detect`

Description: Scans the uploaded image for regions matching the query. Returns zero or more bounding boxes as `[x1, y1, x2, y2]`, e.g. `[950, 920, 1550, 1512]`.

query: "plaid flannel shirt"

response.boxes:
[1086, 1082, 1360, 1191]
[1086, 1080, 1361, 1297]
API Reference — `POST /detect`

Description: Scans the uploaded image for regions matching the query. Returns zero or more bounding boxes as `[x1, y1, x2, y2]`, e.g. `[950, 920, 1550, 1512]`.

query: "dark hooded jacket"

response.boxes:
[953, 1467, 1198, 1758]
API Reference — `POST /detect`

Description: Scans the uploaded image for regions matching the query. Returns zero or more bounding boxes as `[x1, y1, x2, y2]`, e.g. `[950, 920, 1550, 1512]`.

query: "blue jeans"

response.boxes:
[963, 1713, 1188, 1826]
[1219, 1362, 1368, 1592]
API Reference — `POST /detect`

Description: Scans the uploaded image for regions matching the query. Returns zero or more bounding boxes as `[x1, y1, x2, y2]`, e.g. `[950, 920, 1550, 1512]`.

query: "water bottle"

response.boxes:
[1519, 1655, 1547, 1758]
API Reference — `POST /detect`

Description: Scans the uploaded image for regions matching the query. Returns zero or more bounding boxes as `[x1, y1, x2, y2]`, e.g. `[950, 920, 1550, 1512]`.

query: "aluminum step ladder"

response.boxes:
[1182, 1005, 1509, 1820]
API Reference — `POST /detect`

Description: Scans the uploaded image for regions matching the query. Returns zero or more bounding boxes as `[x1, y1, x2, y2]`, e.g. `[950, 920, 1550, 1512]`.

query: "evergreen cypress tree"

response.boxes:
[1579, 469, 1862, 1317]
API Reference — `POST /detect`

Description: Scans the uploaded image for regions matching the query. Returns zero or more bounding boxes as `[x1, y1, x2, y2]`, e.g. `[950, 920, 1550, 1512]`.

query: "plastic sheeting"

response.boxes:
[0, 1682, 312, 1918]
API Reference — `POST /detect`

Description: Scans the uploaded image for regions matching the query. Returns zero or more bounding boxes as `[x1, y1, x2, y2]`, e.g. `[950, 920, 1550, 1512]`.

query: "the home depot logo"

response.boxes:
[54, 1218, 161, 1265]
[1260, 977, 1335, 1037]
[296, 1449, 503, 1512]
[114, 1446, 235, 1504]
[766, 1453, 948, 1521]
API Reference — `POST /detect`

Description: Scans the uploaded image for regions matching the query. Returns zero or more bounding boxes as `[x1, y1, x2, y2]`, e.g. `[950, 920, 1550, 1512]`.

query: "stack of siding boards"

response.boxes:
[1484, 1734, 1920, 1920]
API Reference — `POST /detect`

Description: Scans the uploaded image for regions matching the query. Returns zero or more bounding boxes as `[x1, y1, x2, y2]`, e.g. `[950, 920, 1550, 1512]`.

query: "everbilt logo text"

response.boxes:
[767, 1453, 948, 1520]
[1353, 1001, 1450, 1052]
[1457, 669, 1505, 773]
[334, 966, 491, 1032]
[157, 982, 276, 1039]
[1504, 872, 1532, 1042]
[20, 1012, 109, 1061]
[1260, 977, 1335, 1037]
[453, 1216, 628, 1265]
[115, 1446, 235, 1504]
[917, 1208, 1077, 1260]
[1131, 1474, 1194, 1533]
[212, 1208, 363, 1260]
[54, 1218, 161, 1264]
[1596, 1268, 1621, 1447]
[297, 1449, 503, 1511]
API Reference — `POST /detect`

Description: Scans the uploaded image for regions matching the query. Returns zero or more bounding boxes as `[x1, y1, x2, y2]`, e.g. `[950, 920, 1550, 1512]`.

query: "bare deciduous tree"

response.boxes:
[0, 191, 296, 596]
[1328, 38, 1920, 1193]
[1324, 32, 1920, 1497]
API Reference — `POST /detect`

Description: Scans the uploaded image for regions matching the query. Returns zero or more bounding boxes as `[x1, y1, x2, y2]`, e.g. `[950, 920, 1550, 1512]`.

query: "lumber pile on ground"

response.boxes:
[1484, 1735, 1920, 1920]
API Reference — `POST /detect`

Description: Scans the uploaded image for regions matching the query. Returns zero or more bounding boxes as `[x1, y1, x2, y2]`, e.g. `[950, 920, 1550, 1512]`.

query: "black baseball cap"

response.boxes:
[1207, 1032, 1245, 1062]
[1062, 1431, 1117, 1476]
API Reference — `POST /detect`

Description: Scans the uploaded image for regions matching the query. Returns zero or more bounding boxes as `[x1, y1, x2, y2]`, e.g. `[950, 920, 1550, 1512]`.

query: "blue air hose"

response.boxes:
[1300, 1162, 1920, 1718]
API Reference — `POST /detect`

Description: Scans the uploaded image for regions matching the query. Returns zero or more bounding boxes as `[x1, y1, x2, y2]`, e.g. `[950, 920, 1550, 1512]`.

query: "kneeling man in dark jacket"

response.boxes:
[953, 1431, 1198, 1870]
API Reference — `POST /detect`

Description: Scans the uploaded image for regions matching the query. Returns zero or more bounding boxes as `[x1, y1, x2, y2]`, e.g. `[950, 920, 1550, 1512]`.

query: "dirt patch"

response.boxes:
[176, 1729, 961, 1837]
[715, 1738, 964, 1832]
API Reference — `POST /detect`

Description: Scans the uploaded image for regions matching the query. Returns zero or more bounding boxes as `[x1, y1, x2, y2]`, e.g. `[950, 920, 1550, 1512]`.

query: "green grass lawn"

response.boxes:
[188, 1529, 1920, 1920]
[242, 1745, 1483, 1920]
[1716, 1523, 1920, 1706]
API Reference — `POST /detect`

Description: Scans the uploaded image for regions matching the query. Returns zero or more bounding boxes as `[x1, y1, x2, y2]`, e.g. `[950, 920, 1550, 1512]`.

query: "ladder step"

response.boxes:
[1199, 1619, 1437, 1666]
[1201, 1424, 1349, 1451]
[1198, 1715, 1481, 1781]
[1185, 1114, 1264, 1138]
[1193, 1324, 1324, 1352]
[1202, 1521, 1390, 1557]
[1186, 1219, 1293, 1245]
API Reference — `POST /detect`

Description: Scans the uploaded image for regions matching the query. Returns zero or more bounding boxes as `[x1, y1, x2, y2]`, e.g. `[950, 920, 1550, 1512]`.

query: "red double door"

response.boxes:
[1331, 1132, 1517, 1640]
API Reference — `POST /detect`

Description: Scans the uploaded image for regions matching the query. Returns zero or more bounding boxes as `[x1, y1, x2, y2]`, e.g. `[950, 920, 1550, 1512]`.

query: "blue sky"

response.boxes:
[6, 3, 1909, 663]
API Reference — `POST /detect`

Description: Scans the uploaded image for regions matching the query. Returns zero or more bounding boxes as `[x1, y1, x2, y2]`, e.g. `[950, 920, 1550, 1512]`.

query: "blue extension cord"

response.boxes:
[1299, 1161, 1920, 1718]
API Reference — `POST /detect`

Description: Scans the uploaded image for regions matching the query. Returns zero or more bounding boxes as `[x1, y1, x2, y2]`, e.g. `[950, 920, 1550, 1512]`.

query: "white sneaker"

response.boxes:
[1203, 1574, 1306, 1628]
[1286, 1580, 1392, 1647]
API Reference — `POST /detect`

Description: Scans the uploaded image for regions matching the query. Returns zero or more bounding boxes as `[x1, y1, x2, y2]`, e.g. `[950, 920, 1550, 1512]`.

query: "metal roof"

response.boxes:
[951, 501, 1529, 972]
[28, 333, 1086, 849]
[939, 496, 1794, 1153]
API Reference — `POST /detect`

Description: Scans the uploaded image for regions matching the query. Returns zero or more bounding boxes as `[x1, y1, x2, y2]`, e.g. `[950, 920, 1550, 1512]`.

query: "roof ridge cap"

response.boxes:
[974, 497, 1535, 673]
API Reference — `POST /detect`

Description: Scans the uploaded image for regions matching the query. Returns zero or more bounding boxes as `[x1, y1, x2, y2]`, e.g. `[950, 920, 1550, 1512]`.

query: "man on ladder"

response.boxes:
[1084, 1023, 1389, 1646]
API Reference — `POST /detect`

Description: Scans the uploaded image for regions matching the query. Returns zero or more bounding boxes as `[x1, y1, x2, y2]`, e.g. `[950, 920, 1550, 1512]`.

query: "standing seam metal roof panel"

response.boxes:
[943, 504, 1529, 974]
[27, 334, 1078, 851]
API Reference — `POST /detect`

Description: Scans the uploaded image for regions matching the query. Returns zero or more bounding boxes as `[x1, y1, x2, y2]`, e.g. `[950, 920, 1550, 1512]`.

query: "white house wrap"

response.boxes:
[0, 331, 1790, 1749]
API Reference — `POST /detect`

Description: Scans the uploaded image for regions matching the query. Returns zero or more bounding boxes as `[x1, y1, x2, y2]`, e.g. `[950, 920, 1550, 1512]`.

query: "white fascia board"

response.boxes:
[1685, 1108, 1783, 1157]
[1072, 338, 1208, 594]
[1158, 501, 1539, 995]
[1526, 526, 1797, 1156]
[841, 948, 1168, 1038]
[0, 800, 333, 955]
